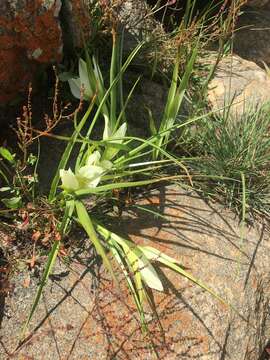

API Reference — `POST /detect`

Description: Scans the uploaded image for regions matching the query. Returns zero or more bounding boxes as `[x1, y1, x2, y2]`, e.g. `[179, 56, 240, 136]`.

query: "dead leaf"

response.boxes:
[23, 275, 30, 288]
[26, 202, 34, 210]
[59, 247, 68, 256]
[55, 232, 61, 242]
[31, 230, 41, 242]
[30, 254, 36, 269]
[41, 232, 51, 245]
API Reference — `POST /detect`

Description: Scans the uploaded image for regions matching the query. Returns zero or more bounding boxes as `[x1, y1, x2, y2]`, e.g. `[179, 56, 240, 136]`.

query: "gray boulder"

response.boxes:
[234, 3, 270, 65]
[0, 0, 92, 104]
[208, 55, 270, 116]
[1, 185, 270, 359]
[246, 0, 270, 8]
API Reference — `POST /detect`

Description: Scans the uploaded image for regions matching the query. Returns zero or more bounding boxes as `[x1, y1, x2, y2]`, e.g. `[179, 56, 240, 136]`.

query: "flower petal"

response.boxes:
[102, 122, 127, 161]
[68, 78, 81, 99]
[136, 252, 164, 291]
[125, 246, 163, 292]
[100, 160, 113, 170]
[86, 150, 101, 166]
[79, 59, 92, 98]
[60, 168, 79, 191]
[112, 122, 127, 141]
[103, 117, 112, 140]
[77, 165, 104, 188]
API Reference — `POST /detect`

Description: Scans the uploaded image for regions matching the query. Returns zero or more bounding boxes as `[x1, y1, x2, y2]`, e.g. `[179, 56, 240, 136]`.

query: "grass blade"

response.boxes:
[139, 246, 228, 306]
[49, 99, 96, 201]
[75, 200, 117, 284]
[21, 200, 75, 338]
[75, 41, 145, 169]
[110, 29, 119, 127]
[75, 174, 184, 196]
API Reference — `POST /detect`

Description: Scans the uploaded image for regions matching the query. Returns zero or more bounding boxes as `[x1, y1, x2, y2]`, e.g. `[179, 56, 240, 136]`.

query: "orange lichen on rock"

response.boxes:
[0, 0, 62, 103]
[0, 0, 93, 103]
[0, 48, 35, 103]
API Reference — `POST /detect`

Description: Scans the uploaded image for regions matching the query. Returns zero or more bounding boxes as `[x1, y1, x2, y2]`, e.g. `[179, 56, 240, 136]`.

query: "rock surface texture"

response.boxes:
[2, 0, 270, 105]
[0, 0, 91, 104]
[234, 1, 270, 66]
[208, 55, 270, 115]
[117, 0, 166, 60]
[1, 186, 270, 359]
[246, 0, 270, 8]
[0, 0, 62, 103]
[208, 0, 270, 115]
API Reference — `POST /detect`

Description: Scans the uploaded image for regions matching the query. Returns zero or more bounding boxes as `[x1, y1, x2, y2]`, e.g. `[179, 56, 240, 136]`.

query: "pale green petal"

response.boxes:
[100, 160, 113, 170]
[135, 250, 164, 292]
[77, 165, 104, 188]
[102, 145, 120, 162]
[102, 122, 127, 161]
[103, 117, 112, 140]
[86, 150, 101, 166]
[79, 59, 92, 98]
[115, 235, 163, 292]
[68, 78, 81, 99]
[112, 122, 127, 141]
[60, 168, 79, 191]
[93, 58, 105, 87]
[68, 76, 92, 100]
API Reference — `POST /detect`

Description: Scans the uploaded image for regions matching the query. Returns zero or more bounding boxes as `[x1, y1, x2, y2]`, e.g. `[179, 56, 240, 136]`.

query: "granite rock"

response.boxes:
[0, 0, 92, 104]
[208, 55, 270, 116]
[234, 4, 270, 66]
[1, 185, 270, 359]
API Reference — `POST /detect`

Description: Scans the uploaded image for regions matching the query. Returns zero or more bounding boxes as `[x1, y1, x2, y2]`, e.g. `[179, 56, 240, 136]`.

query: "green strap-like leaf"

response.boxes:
[0, 147, 15, 163]
[49, 100, 96, 201]
[107, 237, 148, 332]
[139, 246, 228, 307]
[75, 200, 117, 284]
[21, 199, 75, 339]
[96, 224, 163, 291]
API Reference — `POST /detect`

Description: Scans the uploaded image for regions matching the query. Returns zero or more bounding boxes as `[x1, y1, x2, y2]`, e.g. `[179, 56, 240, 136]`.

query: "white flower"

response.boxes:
[68, 59, 94, 100]
[77, 165, 105, 189]
[59, 168, 79, 192]
[103, 118, 112, 141]
[85, 150, 101, 166]
[102, 122, 127, 161]
[60, 151, 112, 192]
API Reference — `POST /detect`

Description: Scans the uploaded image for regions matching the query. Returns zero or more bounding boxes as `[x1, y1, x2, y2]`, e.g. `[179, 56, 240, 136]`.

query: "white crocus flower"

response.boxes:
[60, 151, 112, 192]
[59, 168, 80, 192]
[85, 150, 101, 166]
[102, 122, 127, 161]
[68, 59, 94, 100]
[77, 165, 105, 188]
[67, 58, 110, 120]
[77, 150, 107, 188]
[85, 150, 113, 170]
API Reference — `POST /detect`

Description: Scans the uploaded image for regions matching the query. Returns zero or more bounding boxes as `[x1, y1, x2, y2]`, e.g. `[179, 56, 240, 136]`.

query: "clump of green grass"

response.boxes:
[186, 105, 270, 218]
